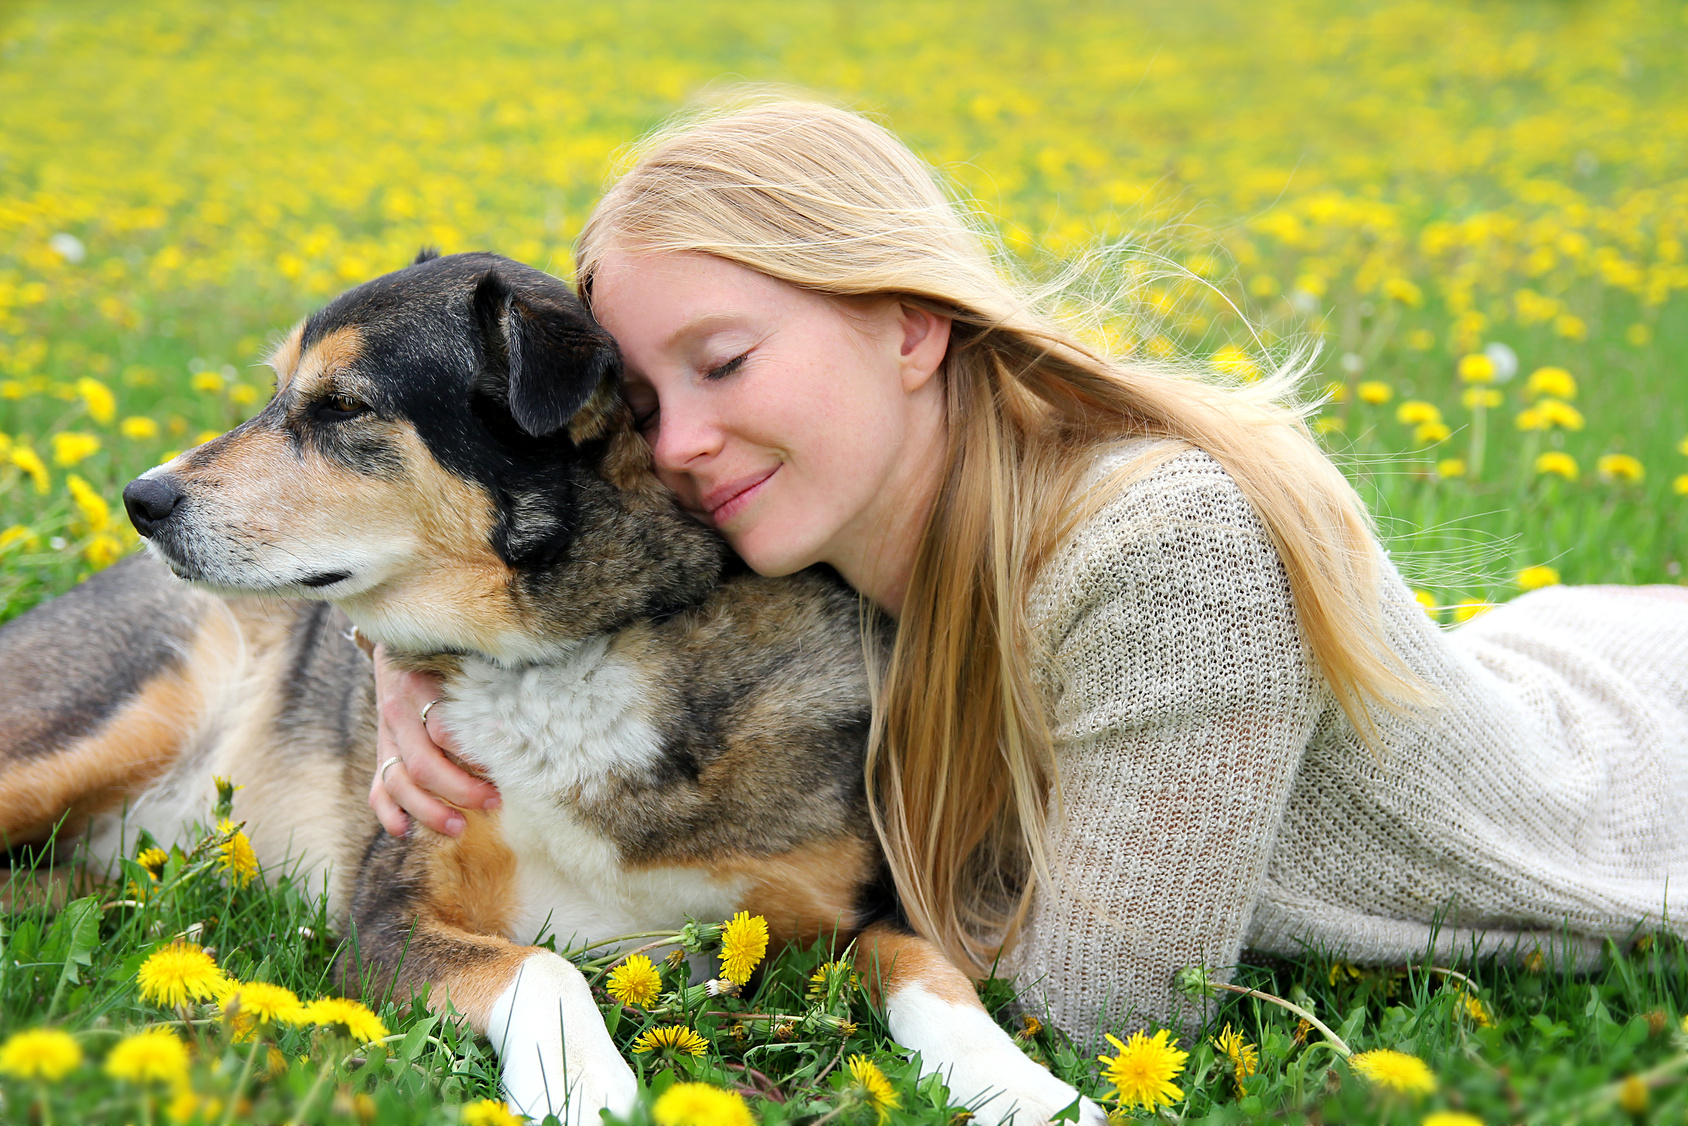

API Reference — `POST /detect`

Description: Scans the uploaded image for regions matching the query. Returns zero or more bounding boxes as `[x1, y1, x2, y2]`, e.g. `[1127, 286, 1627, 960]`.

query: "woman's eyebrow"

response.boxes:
[660, 311, 755, 352]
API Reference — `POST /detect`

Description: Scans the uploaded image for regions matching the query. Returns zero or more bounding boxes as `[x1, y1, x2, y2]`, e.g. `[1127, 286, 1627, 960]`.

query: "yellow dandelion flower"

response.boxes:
[1350, 1049, 1436, 1096]
[1414, 421, 1452, 445]
[1413, 590, 1438, 616]
[1618, 1074, 1649, 1115]
[67, 473, 110, 533]
[229, 384, 261, 406]
[845, 1055, 900, 1124]
[1678, 436, 1688, 457]
[1514, 407, 1547, 431]
[1535, 399, 1585, 431]
[1525, 367, 1576, 401]
[137, 941, 229, 1007]
[807, 959, 860, 1001]
[0, 525, 39, 551]
[1407, 329, 1437, 350]
[11, 445, 50, 492]
[137, 847, 169, 878]
[652, 1082, 756, 1126]
[50, 431, 101, 467]
[1535, 452, 1579, 481]
[1436, 458, 1466, 479]
[1422, 1114, 1485, 1126]
[0, 1027, 83, 1081]
[221, 980, 306, 1026]
[1516, 566, 1561, 592]
[301, 997, 388, 1042]
[718, 911, 769, 985]
[120, 416, 161, 440]
[1674, 473, 1688, 496]
[1597, 454, 1644, 483]
[1356, 381, 1393, 405]
[1458, 988, 1493, 1028]
[1456, 353, 1495, 383]
[606, 954, 662, 1008]
[1313, 416, 1346, 435]
[1396, 401, 1442, 426]
[106, 1027, 190, 1086]
[1451, 602, 1492, 623]
[216, 819, 259, 885]
[632, 1025, 709, 1058]
[190, 371, 224, 394]
[460, 1098, 526, 1126]
[1460, 388, 1502, 410]
[1211, 344, 1260, 381]
[1625, 324, 1651, 347]
[1382, 278, 1423, 307]
[1098, 1029, 1187, 1112]
[1554, 314, 1587, 341]
[1323, 380, 1349, 404]
[76, 377, 117, 425]
[1210, 1024, 1258, 1093]
[85, 534, 124, 569]
[195, 429, 222, 446]
[1523, 949, 1546, 973]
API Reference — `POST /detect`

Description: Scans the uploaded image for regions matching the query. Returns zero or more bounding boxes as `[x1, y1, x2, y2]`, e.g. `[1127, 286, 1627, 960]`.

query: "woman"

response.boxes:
[369, 98, 1688, 1042]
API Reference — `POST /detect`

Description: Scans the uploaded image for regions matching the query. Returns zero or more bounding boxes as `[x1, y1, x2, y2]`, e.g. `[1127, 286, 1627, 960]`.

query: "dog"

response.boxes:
[0, 251, 1103, 1125]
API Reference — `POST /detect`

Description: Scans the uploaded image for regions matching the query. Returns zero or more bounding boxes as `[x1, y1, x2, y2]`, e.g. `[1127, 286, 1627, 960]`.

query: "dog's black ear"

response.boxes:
[413, 246, 440, 265]
[472, 268, 618, 438]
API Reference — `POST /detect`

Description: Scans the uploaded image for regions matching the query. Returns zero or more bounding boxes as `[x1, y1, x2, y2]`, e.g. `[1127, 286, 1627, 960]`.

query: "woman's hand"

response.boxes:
[368, 645, 501, 837]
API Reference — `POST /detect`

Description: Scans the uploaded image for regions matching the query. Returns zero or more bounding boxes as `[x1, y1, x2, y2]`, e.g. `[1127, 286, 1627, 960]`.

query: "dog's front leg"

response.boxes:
[855, 922, 1106, 1126]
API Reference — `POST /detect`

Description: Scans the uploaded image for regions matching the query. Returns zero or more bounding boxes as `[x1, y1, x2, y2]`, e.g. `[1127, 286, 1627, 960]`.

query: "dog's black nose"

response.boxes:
[123, 476, 186, 537]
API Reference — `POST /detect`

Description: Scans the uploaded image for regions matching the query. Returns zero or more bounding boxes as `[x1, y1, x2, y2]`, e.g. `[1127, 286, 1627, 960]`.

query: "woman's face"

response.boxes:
[589, 249, 950, 605]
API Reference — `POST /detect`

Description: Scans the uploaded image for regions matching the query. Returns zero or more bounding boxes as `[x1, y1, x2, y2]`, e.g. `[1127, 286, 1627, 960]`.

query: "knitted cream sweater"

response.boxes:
[1006, 440, 1688, 1042]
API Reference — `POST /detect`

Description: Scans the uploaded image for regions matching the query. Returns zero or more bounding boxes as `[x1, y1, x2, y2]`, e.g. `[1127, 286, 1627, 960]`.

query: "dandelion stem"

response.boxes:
[1469, 399, 1487, 480]
[220, 1033, 265, 1126]
[1203, 980, 1352, 1057]
[287, 1052, 337, 1126]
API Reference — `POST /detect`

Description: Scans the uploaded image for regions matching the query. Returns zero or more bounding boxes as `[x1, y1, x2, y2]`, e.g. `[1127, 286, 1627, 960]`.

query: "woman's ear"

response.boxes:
[896, 303, 952, 393]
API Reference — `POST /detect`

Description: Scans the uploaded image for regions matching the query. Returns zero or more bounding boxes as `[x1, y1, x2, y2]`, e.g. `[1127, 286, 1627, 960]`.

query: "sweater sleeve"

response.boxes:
[1007, 447, 1326, 1043]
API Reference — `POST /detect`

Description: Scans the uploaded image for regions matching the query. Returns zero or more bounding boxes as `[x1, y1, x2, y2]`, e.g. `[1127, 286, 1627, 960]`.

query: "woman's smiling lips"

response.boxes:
[702, 466, 779, 525]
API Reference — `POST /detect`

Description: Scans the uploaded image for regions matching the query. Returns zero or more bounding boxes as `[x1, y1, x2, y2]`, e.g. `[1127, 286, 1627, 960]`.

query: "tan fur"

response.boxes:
[719, 837, 874, 946]
[423, 812, 519, 937]
[854, 921, 984, 1009]
[424, 930, 549, 1030]
[290, 325, 365, 397]
[265, 321, 305, 391]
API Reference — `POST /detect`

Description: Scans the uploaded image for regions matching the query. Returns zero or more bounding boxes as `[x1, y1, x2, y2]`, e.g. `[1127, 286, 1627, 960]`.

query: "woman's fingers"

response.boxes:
[368, 647, 502, 837]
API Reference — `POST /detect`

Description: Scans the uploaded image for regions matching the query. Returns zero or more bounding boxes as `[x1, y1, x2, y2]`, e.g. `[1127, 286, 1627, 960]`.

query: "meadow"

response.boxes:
[2, 0, 1688, 1122]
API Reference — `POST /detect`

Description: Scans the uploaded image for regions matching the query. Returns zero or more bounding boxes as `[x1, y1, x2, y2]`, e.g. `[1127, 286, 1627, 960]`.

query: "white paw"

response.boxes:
[503, 1055, 638, 1126]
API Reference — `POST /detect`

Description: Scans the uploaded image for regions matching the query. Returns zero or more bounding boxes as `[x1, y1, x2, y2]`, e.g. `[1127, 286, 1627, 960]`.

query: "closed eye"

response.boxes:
[705, 352, 747, 381]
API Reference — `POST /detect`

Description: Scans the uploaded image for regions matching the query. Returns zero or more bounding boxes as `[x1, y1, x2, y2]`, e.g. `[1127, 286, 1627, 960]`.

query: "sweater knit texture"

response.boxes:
[1006, 439, 1688, 1043]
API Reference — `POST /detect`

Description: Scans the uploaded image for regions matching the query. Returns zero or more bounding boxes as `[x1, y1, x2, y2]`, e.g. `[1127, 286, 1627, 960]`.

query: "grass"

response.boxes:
[4, 0, 1688, 1122]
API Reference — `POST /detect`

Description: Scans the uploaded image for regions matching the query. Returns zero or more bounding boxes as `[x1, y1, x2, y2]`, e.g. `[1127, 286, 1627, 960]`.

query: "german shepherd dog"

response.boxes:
[0, 253, 1101, 1125]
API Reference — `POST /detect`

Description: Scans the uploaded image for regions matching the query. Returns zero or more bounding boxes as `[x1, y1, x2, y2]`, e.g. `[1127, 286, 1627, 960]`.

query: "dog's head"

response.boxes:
[125, 251, 724, 662]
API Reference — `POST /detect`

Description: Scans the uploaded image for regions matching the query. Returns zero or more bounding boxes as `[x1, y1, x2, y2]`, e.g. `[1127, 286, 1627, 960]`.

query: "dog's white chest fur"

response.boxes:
[441, 640, 746, 949]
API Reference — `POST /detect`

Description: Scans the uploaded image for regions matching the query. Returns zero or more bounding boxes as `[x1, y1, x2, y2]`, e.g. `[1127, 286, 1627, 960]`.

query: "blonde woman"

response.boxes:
[371, 100, 1688, 1060]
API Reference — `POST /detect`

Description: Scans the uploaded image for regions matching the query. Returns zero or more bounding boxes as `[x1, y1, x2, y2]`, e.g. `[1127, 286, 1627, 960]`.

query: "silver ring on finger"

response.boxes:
[419, 697, 443, 726]
[378, 755, 402, 783]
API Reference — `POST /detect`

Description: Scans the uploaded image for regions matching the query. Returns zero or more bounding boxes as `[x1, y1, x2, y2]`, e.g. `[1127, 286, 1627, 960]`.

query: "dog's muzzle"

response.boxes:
[123, 475, 187, 538]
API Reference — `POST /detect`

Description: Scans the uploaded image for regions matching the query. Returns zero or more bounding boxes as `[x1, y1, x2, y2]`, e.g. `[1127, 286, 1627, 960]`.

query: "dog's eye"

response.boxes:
[313, 395, 368, 422]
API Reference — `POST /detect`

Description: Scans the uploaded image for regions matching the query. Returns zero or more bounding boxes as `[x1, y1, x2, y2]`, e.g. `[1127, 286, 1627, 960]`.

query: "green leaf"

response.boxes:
[44, 894, 99, 1018]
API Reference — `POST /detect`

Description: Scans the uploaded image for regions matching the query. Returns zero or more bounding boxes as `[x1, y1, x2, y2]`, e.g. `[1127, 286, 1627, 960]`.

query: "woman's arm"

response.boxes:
[368, 645, 502, 836]
[1011, 450, 1326, 1039]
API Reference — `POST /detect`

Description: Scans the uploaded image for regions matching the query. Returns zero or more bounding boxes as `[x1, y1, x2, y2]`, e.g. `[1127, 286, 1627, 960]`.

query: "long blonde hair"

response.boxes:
[576, 96, 1425, 975]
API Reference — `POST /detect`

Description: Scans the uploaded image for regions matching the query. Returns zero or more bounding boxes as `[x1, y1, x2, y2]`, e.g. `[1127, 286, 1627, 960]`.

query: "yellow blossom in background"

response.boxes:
[652, 1082, 756, 1126]
[229, 383, 261, 405]
[50, 431, 100, 467]
[76, 377, 117, 424]
[1625, 324, 1652, 347]
[0, 525, 39, 551]
[194, 429, 222, 445]
[1532, 399, 1585, 431]
[66, 473, 111, 533]
[1516, 566, 1561, 592]
[1382, 277, 1423, 306]
[1313, 416, 1346, 435]
[106, 1027, 191, 1086]
[632, 1025, 710, 1058]
[1451, 602, 1493, 623]
[718, 911, 769, 984]
[1456, 353, 1495, 383]
[1535, 452, 1579, 481]
[85, 534, 125, 569]
[190, 371, 225, 394]
[137, 846, 170, 877]
[1460, 388, 1501, 410]
[1322, 380, 1348, 404]
[460, 1099, 527, 1126]
[1407, 330, 1437, 351]
[1618, 1074, 1649, 1115]
[1099, 1028, 1187, 1112]
[1436, 458, 1466, 479]
[606, 954, 663, 1008]
[1422, 1115, 1485, 1126]
[220, 980, 306, 1026]
[121, 416, 161, 440]
[1413, 590, 1438, 616]
[0, 1027, 83, 1081]
[1397, 401, 1442, 426]
[1458, 988, 1493, 1027]
[301, 997, 388, 1042]
[1525, 367, 1577, 400]
[216, 818, 259, 885]
[1554, 314, 1588, 341]
[1675, 473, 1688, 496]
[1414, 421, 1452, 445]
[1211, 343, 1260, 381]
[1597, 454, 1645, 483]
[10, 446, 49, 493]
[844, 1055, 900, 1124]
[1356, 381, 1392, 404]
[807, 959, 860, 1001]
[136, 941, 228, 1007]
[1350, 1048, 1437, 1096]
[1678, 437, 1688, 457]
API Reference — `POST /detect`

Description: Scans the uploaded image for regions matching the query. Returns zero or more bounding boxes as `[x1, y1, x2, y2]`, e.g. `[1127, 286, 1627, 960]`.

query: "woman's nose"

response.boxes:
[649, 407, 724, 472]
